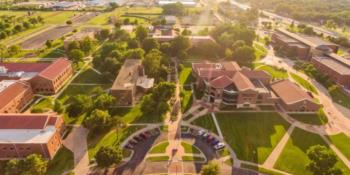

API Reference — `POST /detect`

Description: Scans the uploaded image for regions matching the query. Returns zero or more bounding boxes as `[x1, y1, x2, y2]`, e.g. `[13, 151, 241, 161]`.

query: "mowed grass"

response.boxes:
[149, 141, 169, 154]
[46, 146, 74, 175]
[328, 133, 350, 161]
[192, 114, 219, 135]
[181, 142, 201, 154]
[329, 86, 350, 110]
[72, 68, 111, 84]
[179, 67, 193, 85]
[274, 128, 350, 175]
[256, 65, 288, 79]
[290, 73, 318, 94]
[289, 109, 328, 125]
[216, 112, 290, 163]
[88, 125, 145, 159]
[58, 84, 111, 104]
[181, 89, 193, 113]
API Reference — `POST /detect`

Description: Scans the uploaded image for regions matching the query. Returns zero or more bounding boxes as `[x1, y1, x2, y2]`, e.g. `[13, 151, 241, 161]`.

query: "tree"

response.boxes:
[135, 25, 148, 41]
[22, 154, 48, 175]
[45, 40, 53, 48]
[68, 49, 84, 62]
[306, 145, 342, 175]
[142, 38, 160, 53]
[232, 45, 256, 67]
[232, 40, 246, 50]
[140, 94, 157, 115]
[160, 42, 172, 56]
[5, 159, 21, 175]
[162, 2, 185, 16]
[125, 48, 145, 59]
[7, 45, 21, 56]
[53, 100, 64, 114]
[67, 41, 80, 51]
[80, 37, 94, 54]
[143, 49, 162, 78]
[84, 109, 112, 131]
[152, 82, 176, 101]
[66, 20, 72, 25]
[67, 95, 93, 117]
[171, 35, 191, 57]
[95, 146, 122, 167]
[94, 93, 115, 110]
[97, 29, 111, 40]
[201, 161, 220, 175]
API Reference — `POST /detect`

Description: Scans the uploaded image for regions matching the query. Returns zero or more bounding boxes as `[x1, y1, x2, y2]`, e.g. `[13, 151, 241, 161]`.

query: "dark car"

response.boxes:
[140, 132, 151, 139]
[206, 135, 214, 143]
[211, 139, 220, 146]
[129, 139, 138, 145]
[133, 135, 143, 142]
[124, 143, 134, 149]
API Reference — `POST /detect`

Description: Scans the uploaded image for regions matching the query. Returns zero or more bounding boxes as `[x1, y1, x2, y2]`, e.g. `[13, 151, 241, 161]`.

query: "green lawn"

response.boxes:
[58, 84, 111, 104]
[328, 133, 350, 161]
[191, 114, 219, 135]
[149, 141, 169, 154]
[216, 112, 290, 163]
[256, 65, 288, 79]
[72, 68, 110, 84]
[181, 89, 193, 113]
[146, 156, 169, 162]
[182, 156, 205, 162]
[179, 67, 193, 85]
[289, 109, 328, 125]
[274, 128, 350, 175]
[46, 146, 74, 175]
[87, 125, 145, 159]
[241, 163, 283, 175]
[329, 85, 350, 110]
[181, 142, 201, 154]
[290, 73, 318, 94]
[31, 97, 53, 112]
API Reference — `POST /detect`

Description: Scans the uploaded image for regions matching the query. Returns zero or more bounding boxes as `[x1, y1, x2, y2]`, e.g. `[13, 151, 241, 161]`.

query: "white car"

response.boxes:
[214, 142, 225, 150]
[197, 129, 206, 136]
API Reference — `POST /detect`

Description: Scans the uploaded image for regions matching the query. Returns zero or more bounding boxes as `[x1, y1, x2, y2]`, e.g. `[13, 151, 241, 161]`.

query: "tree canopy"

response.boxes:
[306, 145, 342, 175]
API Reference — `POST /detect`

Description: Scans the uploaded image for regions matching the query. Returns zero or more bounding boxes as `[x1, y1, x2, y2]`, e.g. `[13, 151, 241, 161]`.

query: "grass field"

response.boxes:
[329, 86, 350, 110]
[72, 68, 111, 84]
[290, 73, 318, 94]
[191, 114, 219, 135]
[216, 112, 290, 163]
[181, 142, 201, 154]
[181, 89, 193, 113]
[182, 156, 205, 161]
[241, 163, 283, 175]
[256, 65, 288, 79]
[274, 128, 350, 175]
[58, 84, 111, 104]
[146, 156, 169, 162]
[149, 141, 169, 154]
[289, 109, 328, 125]
[46, 146, 74, 175]
[328, 133, 350, 161]
[179, 67, 193, 85]
[31, 97, 53, 112]
[88, 125, 145, 159]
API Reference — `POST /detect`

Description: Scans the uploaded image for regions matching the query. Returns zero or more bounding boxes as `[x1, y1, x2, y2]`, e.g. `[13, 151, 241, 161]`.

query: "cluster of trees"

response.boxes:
[328, 36, 350, 49]
[3, 154, 48, 175]
[200, 161, 220, 175]
[306, 145, 343, 175]
[66, 37, 95, 63]
[211, 24, 256, 67]
[95, 146, 123, 167]
[140, 82, 176, 116]
[289, 23, 316, 36]
[0, 15, 44, 40]
[0, 44, 22, 59]
[237, 0, 350, 26]
[218, 2, 259, 26]
[162, 2, 186, 16]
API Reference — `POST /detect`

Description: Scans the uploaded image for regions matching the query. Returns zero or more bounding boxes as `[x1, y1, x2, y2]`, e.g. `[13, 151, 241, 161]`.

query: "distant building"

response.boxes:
[164, 15, 177, 26]
[0, 113, 64, 160]
[271, 28, 339, 60]
[270, 80, 321, 112]
[110, 59, 154, 106]
[0, 80, 33, 113]
[192, 61, 277, 108]
[51, 1, 84, 10]
[0, 58, 74, 95]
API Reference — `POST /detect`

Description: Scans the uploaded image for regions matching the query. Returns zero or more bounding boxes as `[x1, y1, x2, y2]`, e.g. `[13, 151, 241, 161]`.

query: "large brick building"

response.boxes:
[271, 29, 338, 60]
[110, 59, 154, 106]
[192, 61, 277, 108]
[271, 80, 321, 112]
[0, 113, 64, 160]
[0, 80, 34, 113]
[0, 58, 73, 94]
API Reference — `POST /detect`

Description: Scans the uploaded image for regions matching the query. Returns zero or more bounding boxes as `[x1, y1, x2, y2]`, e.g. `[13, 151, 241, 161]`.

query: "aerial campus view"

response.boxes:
[1, 0, 350, 175]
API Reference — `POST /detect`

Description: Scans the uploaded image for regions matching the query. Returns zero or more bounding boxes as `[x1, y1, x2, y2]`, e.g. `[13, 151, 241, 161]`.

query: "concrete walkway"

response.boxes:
[63, 126, 90, 175]
[263, 125, 295, 168]
[321, 135, 350, 168]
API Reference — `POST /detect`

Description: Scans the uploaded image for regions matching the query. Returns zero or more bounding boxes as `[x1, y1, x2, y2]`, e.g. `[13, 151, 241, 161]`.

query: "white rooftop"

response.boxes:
[137, 76, 154, 89]
[0, 126, 56, 144]
[0, 80, 16, 93]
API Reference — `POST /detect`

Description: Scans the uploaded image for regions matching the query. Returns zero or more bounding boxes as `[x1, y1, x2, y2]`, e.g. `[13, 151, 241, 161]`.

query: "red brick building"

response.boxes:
[192, 61, 277, 108]
[0, 58, 73, 95]
[0, 80, 34, 113]
[0, 113, 64, 160]
[270, 80, 321, 112]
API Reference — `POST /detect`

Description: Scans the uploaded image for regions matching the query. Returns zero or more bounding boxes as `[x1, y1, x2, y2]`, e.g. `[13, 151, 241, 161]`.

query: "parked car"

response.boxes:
[206, 135, 214, 143]
[214, 142, 225, 150]
[124, 143, 134, 149]
[133, 135, 143, 142]
[211, 139, 220, 146]
[129, 139, 138, 145]
[197, 129, 206, 136]
[140, 132, 151, 139]
[202, 132, 209, 139]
